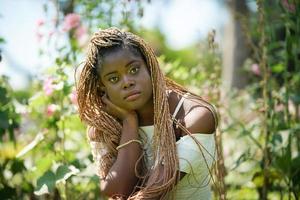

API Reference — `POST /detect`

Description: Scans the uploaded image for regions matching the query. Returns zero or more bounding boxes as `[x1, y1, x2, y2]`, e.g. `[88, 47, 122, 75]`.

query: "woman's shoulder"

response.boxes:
[167, 90, 217, 134]
[177, 92, 216, 134]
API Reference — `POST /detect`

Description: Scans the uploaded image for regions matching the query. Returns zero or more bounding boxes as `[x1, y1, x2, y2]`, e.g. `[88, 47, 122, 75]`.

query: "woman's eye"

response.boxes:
[129, 66, 140, 74]
[108, 76, 119, 83]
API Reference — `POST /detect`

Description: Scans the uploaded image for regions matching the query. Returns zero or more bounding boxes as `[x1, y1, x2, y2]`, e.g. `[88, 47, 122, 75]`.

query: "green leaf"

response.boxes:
[57, 114, 84, 131]
[271, 63, 284, 73]
[231, 149, 251, 170]
[55, 164, 80, 184]
[0, 185, 16, 199]
[271, 133, 282, 145]
[291, 94, 300, 104]
[0, 86, 9, 104]
[252, 171, 264, 187]
[274, 138, 292, 173]
[34, 170, 56, 195]
[11, 159, 26, 174]
[0, 110, 9, 129]
[252, 168, 282, 188]
[0, 37, 5, 43]
[35, 153, 57, 175]
[291, 156, 300, 186]
[28, 92, 47, 108]
[286, 35, 293, 56]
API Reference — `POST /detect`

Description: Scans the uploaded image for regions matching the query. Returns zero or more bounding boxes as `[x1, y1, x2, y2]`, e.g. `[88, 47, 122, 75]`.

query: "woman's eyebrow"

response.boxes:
[104, 71, 117, 77]
[125, 60, 140, 68]
[103, 59, 141, 77]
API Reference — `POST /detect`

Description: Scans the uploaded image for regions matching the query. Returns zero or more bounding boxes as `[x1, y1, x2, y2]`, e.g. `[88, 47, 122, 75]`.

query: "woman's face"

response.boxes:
[99, 48, 153, 111]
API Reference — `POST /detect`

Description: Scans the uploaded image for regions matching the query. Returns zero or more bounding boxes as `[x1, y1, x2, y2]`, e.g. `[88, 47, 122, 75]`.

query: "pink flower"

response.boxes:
[43, 77, 54, 96]
[251, 63, 261, 76]
[48, 30, 55, 37]
[36, 32, 43, 42]
[69, 89, 78, 105]
[47, 104, 58, 116]
[281, 0, 296, 13]
[63, 13, 81, 31]
[36, 19, 45, 27]
[75, 25, 87, 39]
[75, 25, 88, 46]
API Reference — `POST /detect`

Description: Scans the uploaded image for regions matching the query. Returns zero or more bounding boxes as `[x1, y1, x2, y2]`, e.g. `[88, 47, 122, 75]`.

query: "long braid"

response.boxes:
[76, 27, 221, 199]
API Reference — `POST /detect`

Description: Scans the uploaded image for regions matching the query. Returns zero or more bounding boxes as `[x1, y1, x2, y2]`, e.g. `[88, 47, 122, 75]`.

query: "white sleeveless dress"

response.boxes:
[139, 93, 216, 200]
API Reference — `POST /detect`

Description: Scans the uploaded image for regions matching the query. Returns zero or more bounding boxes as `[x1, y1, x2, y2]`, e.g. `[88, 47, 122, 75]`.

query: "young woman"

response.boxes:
[76, 27, 219, 199]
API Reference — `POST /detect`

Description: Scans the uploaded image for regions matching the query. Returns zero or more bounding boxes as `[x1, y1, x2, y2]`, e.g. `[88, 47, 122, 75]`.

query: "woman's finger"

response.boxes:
[101, 94, 115, 109]
[100, 93, 135, 121]
[101, 94, 120, 116]
[101, 95, 110, 113]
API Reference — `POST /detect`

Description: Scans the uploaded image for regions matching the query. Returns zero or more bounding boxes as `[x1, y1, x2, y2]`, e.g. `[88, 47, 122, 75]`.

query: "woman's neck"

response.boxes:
[136, 99, 154, 126]
[136, 90, 177, 126]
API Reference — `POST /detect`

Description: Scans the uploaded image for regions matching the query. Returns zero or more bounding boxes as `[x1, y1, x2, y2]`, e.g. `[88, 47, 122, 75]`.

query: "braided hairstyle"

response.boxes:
[76, 27, 220, 199]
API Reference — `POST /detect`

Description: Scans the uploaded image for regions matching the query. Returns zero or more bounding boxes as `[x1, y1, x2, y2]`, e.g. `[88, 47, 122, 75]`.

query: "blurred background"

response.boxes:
[0, 0, 299, 199]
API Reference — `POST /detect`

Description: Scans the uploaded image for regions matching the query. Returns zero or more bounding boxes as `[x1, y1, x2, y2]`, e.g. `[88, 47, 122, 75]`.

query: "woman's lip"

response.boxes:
[125, 92, 141, 101]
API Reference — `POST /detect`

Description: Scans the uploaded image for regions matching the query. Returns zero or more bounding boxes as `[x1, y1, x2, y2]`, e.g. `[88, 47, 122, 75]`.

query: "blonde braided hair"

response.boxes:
[76, 27, 222, 199]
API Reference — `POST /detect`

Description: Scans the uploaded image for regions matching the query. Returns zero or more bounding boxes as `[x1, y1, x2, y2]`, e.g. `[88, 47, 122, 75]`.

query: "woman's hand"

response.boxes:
[99, 94, 141, 198]
[101, 94, 137, 123]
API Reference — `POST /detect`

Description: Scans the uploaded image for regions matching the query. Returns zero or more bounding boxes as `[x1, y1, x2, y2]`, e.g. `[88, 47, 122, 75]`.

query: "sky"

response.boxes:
[140, 0, 228, 48]
[0, 0, 229, 89]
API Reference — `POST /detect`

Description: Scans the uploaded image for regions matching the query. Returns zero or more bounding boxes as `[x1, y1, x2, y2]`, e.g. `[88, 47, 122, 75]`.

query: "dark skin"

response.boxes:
[89, 48, 215, 198]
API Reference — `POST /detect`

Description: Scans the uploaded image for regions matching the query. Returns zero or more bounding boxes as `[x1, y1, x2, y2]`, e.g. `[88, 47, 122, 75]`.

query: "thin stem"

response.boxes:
[207, 29, 227, 200]
[284, 26, 291, 127]
[257, 1, 270, 199]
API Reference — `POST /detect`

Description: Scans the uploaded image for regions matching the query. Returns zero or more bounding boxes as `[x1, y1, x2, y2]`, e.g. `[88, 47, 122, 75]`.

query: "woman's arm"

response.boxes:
[90, 94, 143, 198]
[100, 115, 142, 197]
[89, 115, 142, 198]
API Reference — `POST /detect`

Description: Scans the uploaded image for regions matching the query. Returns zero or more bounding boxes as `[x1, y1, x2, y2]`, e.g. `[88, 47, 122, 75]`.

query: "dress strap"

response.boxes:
[172, 92, 189, 120]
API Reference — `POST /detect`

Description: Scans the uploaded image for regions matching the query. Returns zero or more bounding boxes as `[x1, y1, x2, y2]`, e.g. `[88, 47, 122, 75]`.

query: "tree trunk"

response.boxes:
[222, 0, 249, 90]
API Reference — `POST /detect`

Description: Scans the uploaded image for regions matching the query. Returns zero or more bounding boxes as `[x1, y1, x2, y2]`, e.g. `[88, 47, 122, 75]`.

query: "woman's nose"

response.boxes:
[122, 76, 135, 89]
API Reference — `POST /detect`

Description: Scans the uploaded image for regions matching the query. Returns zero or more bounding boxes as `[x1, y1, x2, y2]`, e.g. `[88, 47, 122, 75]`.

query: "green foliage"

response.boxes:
[0, 76, 21, 142]
[0, 1, 146, 199]
[223, 1, 300, 199]
[159, 30, 221, 105]
[34, 164, 79, 195]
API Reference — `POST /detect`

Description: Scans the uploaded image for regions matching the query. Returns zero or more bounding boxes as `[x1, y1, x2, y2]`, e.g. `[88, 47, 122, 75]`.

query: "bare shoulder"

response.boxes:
[182, 96, 216, 134]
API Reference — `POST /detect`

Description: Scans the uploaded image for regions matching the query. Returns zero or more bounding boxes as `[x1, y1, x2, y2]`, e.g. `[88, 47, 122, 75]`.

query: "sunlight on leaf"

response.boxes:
[34, 184, 49, 195]
[55, 164, 80, 184]
[16, 132, 45, 158]
[34, 170, 56, 195]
